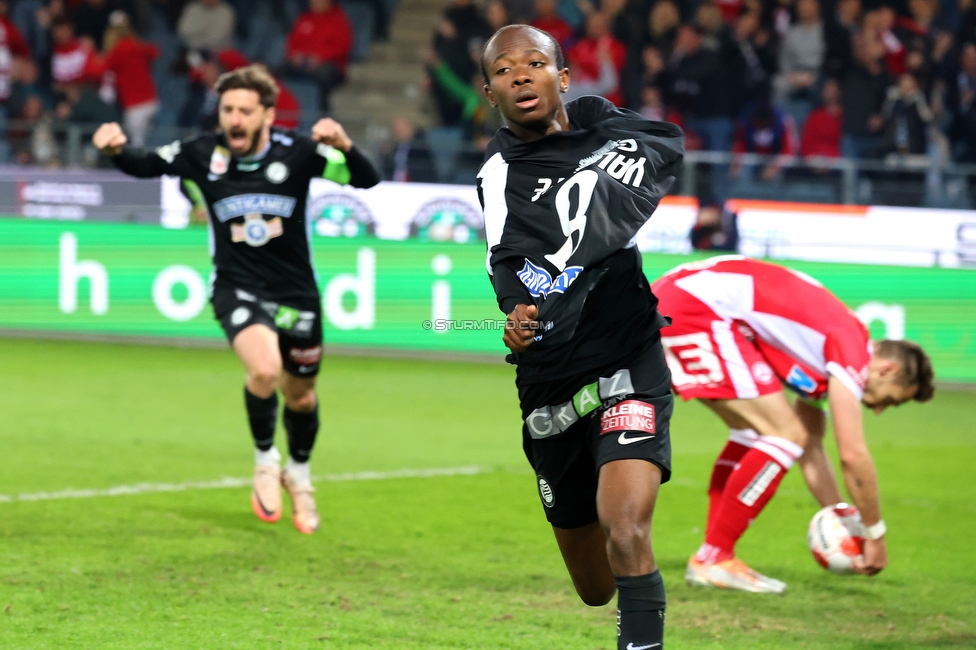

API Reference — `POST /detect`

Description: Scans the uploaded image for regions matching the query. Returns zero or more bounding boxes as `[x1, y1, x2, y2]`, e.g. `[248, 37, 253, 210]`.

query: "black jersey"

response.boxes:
[476, 96, 684, 384]
[112, 128, 379, 302]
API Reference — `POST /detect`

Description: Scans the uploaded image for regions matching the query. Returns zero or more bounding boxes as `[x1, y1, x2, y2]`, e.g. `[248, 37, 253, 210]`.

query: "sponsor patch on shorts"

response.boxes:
[600, 400, 655, 435]
[288, 346, 322, 365]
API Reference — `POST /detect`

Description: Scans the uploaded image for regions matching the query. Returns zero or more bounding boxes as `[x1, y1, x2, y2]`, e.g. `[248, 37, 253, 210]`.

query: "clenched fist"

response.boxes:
[311, 118, 352, 152]
[92, 122, 128, 157]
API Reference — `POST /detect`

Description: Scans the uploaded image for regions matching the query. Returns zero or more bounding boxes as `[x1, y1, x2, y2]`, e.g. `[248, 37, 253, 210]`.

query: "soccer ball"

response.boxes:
[807, 503, 866, 574]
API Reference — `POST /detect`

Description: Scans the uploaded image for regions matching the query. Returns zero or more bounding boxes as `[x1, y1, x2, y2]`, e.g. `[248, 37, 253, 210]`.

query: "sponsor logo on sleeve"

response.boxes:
[786, 364, 818, 395]
[517, 259, 583, 299]
[230, 307, 251, 326]
[209, 146, 230, 176]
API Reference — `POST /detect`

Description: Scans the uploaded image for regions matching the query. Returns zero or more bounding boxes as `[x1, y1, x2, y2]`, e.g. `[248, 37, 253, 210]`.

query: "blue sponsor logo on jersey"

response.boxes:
[213, 194, 297, 222]
[517, 259, 583, 298]
[548, 266, 583, 295]
[518, 259, 553, 297]
[786, 364, 818, 395]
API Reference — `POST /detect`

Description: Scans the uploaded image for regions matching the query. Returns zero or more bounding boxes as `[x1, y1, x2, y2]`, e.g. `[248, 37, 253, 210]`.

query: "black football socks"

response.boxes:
[615, 570, 666, 650]
[283, 403, 319, 463]
[244, 387, 278, 451]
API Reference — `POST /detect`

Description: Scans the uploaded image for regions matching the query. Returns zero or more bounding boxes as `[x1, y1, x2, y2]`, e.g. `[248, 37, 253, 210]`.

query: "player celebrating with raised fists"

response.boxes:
[652, 256, 934, 593]
[93, 65, 380, 534]
[477, 24, 684, 650]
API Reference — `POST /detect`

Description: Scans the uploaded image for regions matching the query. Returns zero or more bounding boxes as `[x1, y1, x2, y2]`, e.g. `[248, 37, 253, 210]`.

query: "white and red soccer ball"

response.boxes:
[807, 503, 866, 574]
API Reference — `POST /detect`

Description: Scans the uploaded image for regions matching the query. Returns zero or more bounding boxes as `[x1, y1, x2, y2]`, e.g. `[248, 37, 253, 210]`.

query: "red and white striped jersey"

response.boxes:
[653, 256, 871, 400]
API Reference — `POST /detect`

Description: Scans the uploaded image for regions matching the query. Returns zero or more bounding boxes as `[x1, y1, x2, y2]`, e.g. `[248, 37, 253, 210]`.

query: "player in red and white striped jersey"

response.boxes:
[652, 256, 935, 593]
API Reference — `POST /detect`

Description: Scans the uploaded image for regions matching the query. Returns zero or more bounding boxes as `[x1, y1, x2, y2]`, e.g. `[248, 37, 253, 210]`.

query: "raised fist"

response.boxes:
[92, 122, 128, 157]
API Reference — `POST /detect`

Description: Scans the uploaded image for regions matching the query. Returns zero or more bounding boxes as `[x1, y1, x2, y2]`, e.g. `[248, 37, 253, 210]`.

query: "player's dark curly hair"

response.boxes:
[875, 339, 935, 402]
[480, 25, 565, 84]
[214, 65, 279, 109]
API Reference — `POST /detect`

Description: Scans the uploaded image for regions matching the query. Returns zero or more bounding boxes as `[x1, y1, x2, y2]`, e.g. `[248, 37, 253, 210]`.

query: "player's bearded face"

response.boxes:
[482, 29, 568, 133]
[861, 361, 917, 413]
[219, 89, 273, 157]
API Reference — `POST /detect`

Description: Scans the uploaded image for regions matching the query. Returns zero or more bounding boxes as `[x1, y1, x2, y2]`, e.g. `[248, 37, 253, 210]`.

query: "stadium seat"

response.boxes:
[343, 0, 376, 62]
[424, 127, 464, 184]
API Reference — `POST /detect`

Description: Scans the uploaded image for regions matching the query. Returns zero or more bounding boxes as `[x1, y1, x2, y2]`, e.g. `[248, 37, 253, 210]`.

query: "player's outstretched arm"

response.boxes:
[93, 122, 177, 179]
[311, 118, 380, 188]
[829, 375, 887, 576]
[795, 399, 844, 507]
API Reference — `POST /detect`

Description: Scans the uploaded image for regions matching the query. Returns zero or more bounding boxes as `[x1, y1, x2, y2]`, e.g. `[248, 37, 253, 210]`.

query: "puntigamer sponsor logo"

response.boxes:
[213, 194, 297, 222]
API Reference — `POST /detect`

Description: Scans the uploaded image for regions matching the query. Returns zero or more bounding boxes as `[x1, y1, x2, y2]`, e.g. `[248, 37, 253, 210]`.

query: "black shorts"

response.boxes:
[518, 337, 673, 529]
[211, 283, 324, 378]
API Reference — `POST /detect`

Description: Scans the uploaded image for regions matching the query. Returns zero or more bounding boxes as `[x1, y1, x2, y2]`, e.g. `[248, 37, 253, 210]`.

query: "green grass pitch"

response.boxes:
[1, 337, 974, 649]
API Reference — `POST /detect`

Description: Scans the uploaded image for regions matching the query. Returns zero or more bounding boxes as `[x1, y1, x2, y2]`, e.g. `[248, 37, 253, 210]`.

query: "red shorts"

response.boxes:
[657, 285, 781, 401]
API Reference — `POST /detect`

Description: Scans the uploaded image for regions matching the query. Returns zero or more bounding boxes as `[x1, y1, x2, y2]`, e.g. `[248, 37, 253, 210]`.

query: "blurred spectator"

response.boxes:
[379, 116, 437, 182]
[690, 200, 738, 251]
[841, 32, 892, 158]
[100, 11, 158, 147]
[484, 0, 511, 32]
[567, 12, 627, 105]
[668, 25, 735, 152]
[800, 77, 843, 158]
[177, 0, 235, 53]
[879, 72, 933, 155]
[767, 0, 796, 38]
[732, 94, 798, 180]
[280, 0, 352, 115]
[426, 49, 502, 140]
[430, 0, 489, 125]
[695, 2, 733, 54]
[774, 0, 824, 105]
[74, 0, 111, 46]
[182, 49, 301, 130]
[530, 0, 573, 47]
[50, 15, 101, 88]
[960, 0, 976, 43]
[716, 0, 746, 24]
[625, 44, 669, 107]
[0, 1, 32, 109]
[823, 0, 861, 80]
[565, 43, 620, 101]
[729, 10, 777, 111]
[645, 0, 680, 56]
[55, 79, 117, 125]
[948, 42, 976, 161]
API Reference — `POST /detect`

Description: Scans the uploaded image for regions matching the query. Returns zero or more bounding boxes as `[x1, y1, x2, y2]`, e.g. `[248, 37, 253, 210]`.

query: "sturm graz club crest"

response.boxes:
[308, 192, 375, 238]
[230, 213, 284, 247]
[409, 197, 485, 244]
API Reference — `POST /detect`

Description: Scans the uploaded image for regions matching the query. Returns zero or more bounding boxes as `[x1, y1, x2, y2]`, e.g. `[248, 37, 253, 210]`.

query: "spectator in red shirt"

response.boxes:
[0, 1, 32, 106]
[567, 11, 626, 105]
[801, 77, 843, 159]
[50, 15, 101, 88]
[530, 0, 574, 47]
[280, 0, 352, 114]
[101, 11, 159, 147]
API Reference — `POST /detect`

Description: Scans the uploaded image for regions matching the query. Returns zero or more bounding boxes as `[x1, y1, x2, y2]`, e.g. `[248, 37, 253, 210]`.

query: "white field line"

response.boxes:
[0, 466, 486, 504]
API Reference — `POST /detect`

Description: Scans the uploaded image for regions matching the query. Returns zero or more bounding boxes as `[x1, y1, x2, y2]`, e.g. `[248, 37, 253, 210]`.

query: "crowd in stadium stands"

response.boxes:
[423, 0, 976, 172]
[0, 0, 357, 165]
[1, 0, 975, 179]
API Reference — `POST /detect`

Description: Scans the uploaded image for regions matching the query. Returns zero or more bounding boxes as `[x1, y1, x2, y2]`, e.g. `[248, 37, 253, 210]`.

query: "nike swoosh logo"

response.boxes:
[618, 433, 654, 445]
[626, 644, 661, 650]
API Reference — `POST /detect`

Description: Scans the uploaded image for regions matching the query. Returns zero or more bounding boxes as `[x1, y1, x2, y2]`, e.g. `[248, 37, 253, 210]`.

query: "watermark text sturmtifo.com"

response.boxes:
[421, 319, 549, 331]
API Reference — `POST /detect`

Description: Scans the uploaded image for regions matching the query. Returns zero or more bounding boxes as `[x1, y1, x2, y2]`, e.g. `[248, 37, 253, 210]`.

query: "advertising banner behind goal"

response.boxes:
[1, 218, 974, 382]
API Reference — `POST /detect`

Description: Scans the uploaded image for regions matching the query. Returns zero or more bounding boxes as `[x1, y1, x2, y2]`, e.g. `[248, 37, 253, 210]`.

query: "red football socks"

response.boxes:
[704, 435, 803, 559]
[705, 429, 759, 539]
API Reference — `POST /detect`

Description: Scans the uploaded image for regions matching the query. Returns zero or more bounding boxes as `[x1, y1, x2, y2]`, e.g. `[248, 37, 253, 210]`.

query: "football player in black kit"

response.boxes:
[477, 25, 684, 650]
[92, 66, 380, 534]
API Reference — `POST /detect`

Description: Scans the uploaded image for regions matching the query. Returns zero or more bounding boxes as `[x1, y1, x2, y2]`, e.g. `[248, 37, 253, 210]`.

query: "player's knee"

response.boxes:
[604, 520, 650, 562]
[286, 389, 317, 412]
[248, 364, 281, 394]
